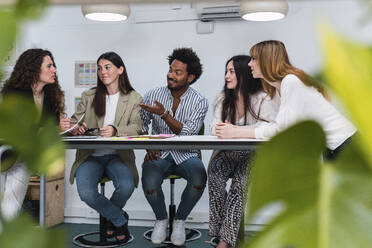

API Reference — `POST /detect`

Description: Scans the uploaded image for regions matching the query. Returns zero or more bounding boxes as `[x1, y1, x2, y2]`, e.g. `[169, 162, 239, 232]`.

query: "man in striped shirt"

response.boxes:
[140, 48, 208, 246]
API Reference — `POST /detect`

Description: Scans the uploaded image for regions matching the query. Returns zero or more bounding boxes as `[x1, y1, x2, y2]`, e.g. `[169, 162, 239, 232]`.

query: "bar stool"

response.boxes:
[143, 174, 202, 247]
[144, 124, 204, 246]
[72, 177, 134, 248]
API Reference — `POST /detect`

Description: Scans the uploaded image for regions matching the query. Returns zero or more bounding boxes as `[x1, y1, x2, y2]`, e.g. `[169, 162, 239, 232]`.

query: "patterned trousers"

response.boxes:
[208, 150, 253, 247]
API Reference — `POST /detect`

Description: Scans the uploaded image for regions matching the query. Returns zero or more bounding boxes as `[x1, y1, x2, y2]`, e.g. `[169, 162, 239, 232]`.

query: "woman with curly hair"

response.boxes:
[0, 48, 65, 220]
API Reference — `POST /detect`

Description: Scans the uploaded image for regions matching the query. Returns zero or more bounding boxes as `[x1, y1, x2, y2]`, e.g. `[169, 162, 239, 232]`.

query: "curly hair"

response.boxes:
[167, 47, 202, 85]
[2, 48, 65, 117]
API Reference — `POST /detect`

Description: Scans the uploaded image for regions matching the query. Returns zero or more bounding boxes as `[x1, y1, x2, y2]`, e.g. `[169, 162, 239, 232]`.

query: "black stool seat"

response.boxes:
[72, 177, 134, 247]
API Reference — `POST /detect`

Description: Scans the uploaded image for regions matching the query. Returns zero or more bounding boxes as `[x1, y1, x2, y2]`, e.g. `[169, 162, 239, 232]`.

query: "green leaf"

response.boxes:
[318, 23, 372, 167]
[245, 121, 325, 248]
[0, 214, 66, 248]
[0, 9, 17, 65]
[322, 139, 372, 247]
[14, 0, 49, 20]
[244, 122, 372, 248]
[0, 96, 65, 176]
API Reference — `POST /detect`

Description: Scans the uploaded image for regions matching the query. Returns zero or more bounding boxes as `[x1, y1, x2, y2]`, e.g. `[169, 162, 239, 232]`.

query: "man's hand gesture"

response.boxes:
[139, 100, 165, 116]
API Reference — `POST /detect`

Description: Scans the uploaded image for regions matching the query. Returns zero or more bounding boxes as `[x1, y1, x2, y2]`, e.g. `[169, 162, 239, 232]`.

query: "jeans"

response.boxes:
[75, 154, 134, 227]
[141, 154, 207, 220]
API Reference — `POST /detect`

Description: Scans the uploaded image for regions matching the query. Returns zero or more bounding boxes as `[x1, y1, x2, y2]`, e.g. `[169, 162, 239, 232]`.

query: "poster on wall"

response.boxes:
[74, 61, 97, 87]
[75, 97, 82, 112]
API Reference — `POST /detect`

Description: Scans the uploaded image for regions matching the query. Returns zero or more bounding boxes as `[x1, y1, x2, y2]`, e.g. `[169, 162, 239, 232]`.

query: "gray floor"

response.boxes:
[56, 223, 213, 248]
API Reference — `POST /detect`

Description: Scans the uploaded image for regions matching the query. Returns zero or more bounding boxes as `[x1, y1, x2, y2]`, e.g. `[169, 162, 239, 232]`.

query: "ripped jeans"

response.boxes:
[141, 154, 207, 220]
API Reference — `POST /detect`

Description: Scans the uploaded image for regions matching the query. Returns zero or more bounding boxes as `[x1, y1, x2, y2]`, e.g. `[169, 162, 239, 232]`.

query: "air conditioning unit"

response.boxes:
[196, 2, 241, 21]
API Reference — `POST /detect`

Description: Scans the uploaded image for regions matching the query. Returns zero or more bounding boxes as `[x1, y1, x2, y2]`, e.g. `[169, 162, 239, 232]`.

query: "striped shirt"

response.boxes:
[140, 86, 209, 164]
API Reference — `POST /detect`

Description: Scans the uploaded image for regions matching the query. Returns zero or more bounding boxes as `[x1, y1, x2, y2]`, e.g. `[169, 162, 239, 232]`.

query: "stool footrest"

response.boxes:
[72, 232, 134, 248]
[144, 228, 201, 244]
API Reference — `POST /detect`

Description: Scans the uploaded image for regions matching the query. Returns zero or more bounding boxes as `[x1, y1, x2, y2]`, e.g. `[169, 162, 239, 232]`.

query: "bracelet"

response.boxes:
[160, 110, 169, 119]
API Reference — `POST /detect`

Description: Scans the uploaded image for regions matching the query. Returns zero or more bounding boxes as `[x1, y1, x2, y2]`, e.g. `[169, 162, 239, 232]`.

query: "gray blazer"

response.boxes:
[69, 88, 143, 187]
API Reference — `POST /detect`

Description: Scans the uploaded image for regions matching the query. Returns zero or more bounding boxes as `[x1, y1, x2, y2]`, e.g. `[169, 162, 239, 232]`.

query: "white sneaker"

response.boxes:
[151, 219, 168, 244]
[171, 219, 186, 246]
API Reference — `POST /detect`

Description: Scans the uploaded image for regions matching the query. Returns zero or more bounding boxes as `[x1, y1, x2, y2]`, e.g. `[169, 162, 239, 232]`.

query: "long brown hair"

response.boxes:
[222, 55, 265, 125]
[2, 48, 65, 117]
[93, 52, 134, 117]
[250, 40, 327, 98]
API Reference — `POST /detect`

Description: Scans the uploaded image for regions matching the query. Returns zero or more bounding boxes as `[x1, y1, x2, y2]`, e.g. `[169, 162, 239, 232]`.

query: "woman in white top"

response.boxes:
[242, 40, 356, 159]
[208, 55, 279, 248]
[61, 52, 142, 243]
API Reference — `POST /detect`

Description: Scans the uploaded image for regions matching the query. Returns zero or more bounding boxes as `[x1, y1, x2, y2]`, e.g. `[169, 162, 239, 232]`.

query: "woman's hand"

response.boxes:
[99, 125, 115, 137]
[215, 122, 236, 139]
[60, 118, 79, 135]
[78, 122, 88, 135]
[59, 118, 72, 131]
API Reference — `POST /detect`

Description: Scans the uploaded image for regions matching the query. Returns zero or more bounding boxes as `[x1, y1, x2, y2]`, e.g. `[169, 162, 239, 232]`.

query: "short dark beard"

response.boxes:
[167, 80, 188, 92]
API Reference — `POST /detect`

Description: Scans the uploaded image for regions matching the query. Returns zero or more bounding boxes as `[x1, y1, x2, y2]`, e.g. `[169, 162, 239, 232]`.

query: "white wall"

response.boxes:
[17, 0, 372, 227]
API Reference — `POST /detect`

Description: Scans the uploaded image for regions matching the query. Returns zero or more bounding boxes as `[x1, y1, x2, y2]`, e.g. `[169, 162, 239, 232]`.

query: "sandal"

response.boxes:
[114, 223, 130, 243]
[106, 211, 128, 238]
[105, 220, 115, 238]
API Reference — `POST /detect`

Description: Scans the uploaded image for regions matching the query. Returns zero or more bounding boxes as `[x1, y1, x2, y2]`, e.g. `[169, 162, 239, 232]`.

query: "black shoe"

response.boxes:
[114, 223, 130, 243]
[123, 210, 129, 224]
[105, 219, 115, 238]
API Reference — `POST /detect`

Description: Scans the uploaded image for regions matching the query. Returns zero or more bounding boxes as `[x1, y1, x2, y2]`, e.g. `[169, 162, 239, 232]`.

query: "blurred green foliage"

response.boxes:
[0, 96, 65, 174]
[0, 214, 65, 248]
[243, 26, 372, 248]
[0, 0, 66, 248]
[0, 10, 17, 65]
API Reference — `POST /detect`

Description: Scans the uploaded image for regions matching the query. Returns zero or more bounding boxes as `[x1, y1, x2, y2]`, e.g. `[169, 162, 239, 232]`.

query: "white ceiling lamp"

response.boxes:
[81, 3, 130, 22]
[240, 0, 288, 22]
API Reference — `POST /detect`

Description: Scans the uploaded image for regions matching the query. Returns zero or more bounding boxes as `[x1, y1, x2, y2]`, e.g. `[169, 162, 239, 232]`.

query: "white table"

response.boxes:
[63, 135, 265, 150]
[42, 135, 264, 228]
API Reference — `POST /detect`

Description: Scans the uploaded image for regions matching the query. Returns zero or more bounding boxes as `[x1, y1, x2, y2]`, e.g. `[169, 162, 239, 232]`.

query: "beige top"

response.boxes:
[69, 88, 143, 187]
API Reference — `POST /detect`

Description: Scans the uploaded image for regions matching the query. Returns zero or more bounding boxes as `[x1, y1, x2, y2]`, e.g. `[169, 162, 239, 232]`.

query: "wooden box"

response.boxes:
[27, 177, 64, 227]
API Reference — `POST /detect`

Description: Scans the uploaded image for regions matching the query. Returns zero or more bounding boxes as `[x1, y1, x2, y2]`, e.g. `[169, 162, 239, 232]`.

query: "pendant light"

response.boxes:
[240, 0, 288, 22]
[81, 3, 130, 22]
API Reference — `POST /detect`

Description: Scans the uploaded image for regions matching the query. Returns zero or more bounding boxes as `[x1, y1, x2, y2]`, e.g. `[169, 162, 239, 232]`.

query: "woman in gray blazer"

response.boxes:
[61, 52, 142, 243]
